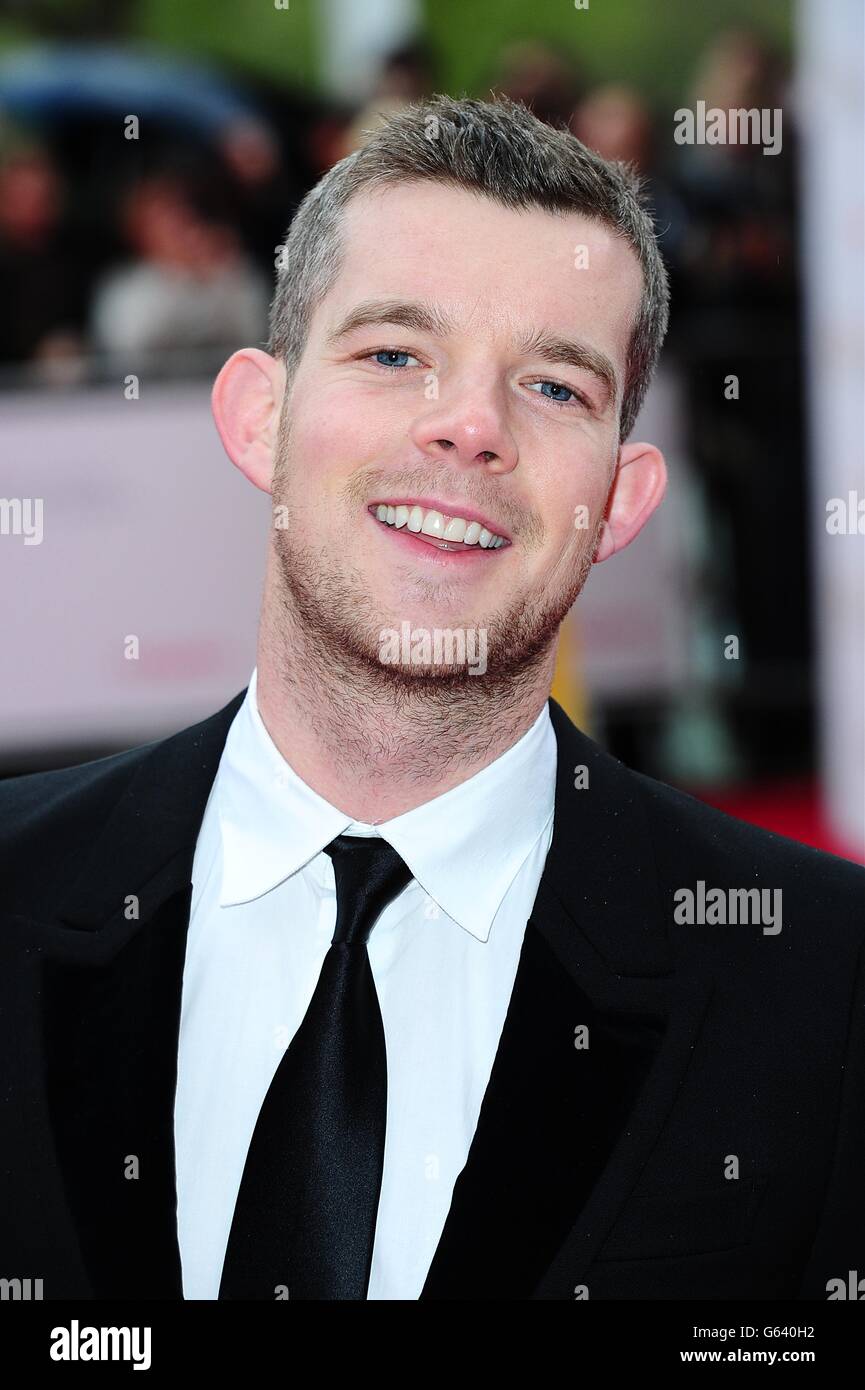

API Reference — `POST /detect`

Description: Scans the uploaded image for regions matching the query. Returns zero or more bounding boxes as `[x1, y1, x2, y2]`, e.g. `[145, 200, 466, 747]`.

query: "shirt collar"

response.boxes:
[216, 667, 556, 942]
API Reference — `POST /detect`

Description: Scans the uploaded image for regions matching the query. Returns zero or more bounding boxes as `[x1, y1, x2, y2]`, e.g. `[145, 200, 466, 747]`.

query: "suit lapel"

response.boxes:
[42, 886, 193, 1298]
[39, 690, 246, 1299]
[420, 699, 714, 1299]
[418, 892, 666, 1299]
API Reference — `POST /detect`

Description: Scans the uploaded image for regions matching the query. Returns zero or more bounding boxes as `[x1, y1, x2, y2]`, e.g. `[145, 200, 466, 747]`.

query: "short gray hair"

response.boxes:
[269, 93, 669, 442]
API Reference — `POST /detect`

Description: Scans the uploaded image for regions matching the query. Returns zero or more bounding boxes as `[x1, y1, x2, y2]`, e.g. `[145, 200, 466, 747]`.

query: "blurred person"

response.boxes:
[340, 38, 436, 157]
[571, 81, 654, 167]
[372, 37, 435, 103]
[1, 96, 862, 1306]
[676, 27, 794, 286]
[202, 69, 322, 277]
[688, 26, 788, 142]
[0, 135, 89, 369]
[492, 39, 584, 128]
[0, 41, 304, 289]
[89, 172, 269, 362]
[570, 81, 689, 285]
[671, 28, 808, 775]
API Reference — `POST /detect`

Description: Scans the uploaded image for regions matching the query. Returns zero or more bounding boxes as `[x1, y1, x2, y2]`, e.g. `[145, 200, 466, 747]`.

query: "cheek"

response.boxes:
[289, 377, 393, 475]
[275, 383, 389, 531]
[534, 461, 613, 558]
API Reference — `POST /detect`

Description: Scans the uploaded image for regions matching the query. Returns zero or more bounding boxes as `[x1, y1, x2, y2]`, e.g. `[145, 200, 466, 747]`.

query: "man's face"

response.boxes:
[270, 182, 644, 683]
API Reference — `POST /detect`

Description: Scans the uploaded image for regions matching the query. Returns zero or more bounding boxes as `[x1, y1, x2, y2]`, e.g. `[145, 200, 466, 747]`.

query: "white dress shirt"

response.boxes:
[174, 667, 557, 1300]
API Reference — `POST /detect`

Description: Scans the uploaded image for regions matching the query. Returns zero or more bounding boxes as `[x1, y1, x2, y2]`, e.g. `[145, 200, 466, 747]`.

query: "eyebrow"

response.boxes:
[516, 328, 618, 408]
[326, 297, 619, 408]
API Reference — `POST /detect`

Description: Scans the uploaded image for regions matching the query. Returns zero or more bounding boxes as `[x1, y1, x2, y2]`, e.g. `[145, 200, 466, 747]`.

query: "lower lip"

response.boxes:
[367, 512, 507, 565]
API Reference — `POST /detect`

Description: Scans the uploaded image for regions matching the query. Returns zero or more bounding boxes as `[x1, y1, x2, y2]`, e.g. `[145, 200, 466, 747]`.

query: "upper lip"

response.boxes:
[367, 497, 512, 542]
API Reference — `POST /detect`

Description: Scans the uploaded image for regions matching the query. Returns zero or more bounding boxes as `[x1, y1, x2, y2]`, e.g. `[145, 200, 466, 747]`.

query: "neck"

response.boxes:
[254, 581, 557, 824]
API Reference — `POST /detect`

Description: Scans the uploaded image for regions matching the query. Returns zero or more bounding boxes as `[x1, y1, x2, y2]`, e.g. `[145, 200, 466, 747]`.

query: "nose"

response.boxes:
[409, 374, 519, 475]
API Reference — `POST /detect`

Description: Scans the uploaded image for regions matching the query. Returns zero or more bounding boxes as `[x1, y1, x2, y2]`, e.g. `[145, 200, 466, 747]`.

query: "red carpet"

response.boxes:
[691, 779, 864, 865]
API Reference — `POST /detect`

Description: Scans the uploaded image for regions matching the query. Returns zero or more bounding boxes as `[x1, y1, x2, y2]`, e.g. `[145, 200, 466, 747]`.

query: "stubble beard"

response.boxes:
[269, 483, 602, 725]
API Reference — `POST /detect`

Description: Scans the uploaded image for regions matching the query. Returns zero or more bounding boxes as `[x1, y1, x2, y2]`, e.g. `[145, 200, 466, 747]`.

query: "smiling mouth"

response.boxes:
[368, 502, 510, 553]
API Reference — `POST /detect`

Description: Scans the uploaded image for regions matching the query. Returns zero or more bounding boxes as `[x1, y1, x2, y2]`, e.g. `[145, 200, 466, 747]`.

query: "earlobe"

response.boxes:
[211, 348, 286, 495]
[593, 440, 667, 563]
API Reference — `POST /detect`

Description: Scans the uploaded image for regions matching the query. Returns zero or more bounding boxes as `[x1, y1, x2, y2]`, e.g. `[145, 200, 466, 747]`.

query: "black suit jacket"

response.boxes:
[1, 690, 863, 1300]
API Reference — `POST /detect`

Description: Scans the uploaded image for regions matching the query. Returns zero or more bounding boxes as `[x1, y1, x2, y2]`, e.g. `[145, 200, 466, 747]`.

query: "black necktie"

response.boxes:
[218, 833, 413, 1301]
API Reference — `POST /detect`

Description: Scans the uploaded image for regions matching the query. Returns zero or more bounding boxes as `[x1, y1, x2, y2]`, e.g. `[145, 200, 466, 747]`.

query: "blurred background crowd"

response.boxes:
[0, 0, 862, 861]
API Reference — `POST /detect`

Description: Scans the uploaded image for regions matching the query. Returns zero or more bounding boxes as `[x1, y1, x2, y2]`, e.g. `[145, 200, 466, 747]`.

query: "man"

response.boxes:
[1, 96, 862, 1302]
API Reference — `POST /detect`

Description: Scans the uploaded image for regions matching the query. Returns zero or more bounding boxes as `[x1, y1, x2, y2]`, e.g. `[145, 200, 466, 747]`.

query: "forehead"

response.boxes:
[322, 181, 644, 368]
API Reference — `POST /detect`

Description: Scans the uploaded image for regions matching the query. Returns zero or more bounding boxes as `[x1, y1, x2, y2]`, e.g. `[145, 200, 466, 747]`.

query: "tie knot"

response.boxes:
[323, 833, 413, 946]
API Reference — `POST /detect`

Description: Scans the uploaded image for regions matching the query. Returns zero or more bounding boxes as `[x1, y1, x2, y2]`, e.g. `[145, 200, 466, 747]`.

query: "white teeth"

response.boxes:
[420, 510, 445, 538]
[372, 504, 507, 549]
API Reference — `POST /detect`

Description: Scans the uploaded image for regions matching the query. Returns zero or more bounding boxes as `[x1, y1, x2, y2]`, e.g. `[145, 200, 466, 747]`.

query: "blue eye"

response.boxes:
[372, 350, 416, 369]
[528, 380, 578, 405]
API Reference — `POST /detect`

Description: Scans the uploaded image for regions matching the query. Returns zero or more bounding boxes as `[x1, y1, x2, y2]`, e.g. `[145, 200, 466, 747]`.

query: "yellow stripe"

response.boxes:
[550, 612, 590, 732]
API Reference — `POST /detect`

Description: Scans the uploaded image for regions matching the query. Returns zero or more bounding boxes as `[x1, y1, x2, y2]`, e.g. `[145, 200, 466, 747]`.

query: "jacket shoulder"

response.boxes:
[0, 689, 245, 923]
[0, 741, 158, 919]
[628, 761, 865, 938]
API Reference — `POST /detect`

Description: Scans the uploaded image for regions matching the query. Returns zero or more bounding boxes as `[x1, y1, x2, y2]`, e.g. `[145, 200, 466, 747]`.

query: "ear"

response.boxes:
[594, 439, 667, 563]
[211, 348, 286, 495]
